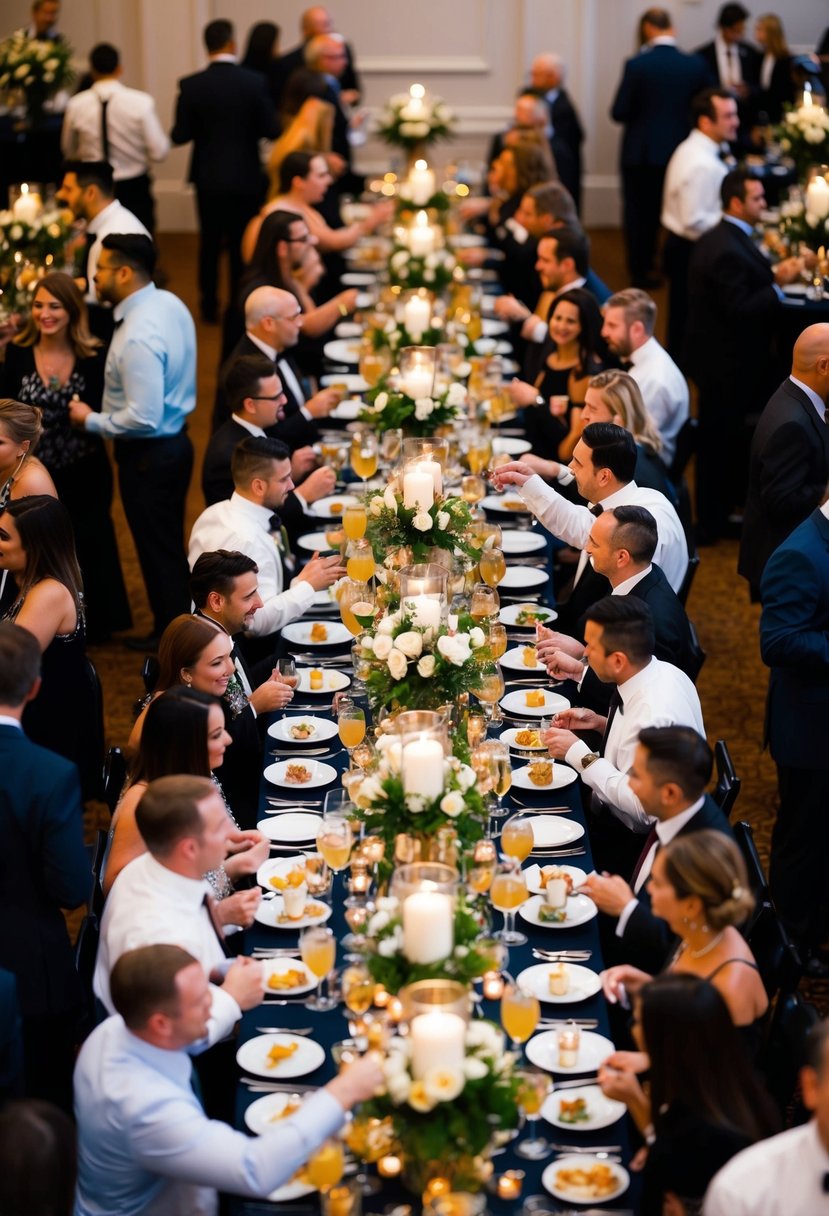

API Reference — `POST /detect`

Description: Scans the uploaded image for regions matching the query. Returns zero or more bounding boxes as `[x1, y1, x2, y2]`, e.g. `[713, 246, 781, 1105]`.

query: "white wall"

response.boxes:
[5, 0, 827, 229]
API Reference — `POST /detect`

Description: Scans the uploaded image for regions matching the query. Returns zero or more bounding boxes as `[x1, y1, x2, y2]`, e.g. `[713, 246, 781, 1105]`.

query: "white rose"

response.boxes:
[374, 390, 389, 410]
[423, 269, 436, 283]
[446, 383, 466, 406]
[412, 511, 432, 532]
[469, 627, 486, 649]
[370, 495, 384, 516]
[423, 1066, 465, 1103]
[378, 935, 399, 957]
[373, 633, 393, 659]
[463, 1056, 489, 1081]
[414, 396, 435, 420]
[417, 654, 436, 678]
[376, 616, 395, 636]
[437, 511, 450, 530]
[455, 360, 472, 379]
[368, 909, 391, 935]
[457, 763, 476, 791]
[438, 634, 472, 666]
[383, 484, 398, 512]
[406, 793, 427, 813]
[387, 648, 409, 680]
[394, 631, 423, 659]
[440, 790, 465, 817]
[390, 250, 409, 271]
[386, 1072, 411, 1105]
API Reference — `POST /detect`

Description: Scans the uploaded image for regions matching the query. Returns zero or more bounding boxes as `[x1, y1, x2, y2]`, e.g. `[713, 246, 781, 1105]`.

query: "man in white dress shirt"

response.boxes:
[704, 1018, 829, 1215]
[61, 43, 169, 233]
[600, 289, 689, 466]
[188, 436, 344, 648]
[493, 422, 688, 593]
[76, 943, 383, 1216]
[94, 776, 265, 1044]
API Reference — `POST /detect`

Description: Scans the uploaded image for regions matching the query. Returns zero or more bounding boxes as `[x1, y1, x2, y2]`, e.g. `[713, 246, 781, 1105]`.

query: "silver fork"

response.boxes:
[255, 1026, 314, 1035]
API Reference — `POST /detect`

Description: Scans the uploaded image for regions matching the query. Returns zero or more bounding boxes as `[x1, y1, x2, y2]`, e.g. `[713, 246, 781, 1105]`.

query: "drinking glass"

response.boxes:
[342, 962, 375, 1016]
[500, 980, 539, 1052]
[479, 547, 506, 588]
[316, 809, 354, 873]
[474, 737, 511, 819]
[514, 1067, 553, 1159]
[277, 656, 298, 687]
[358, 339, 391, 388]
[466, 838, 497, 897]
[475, 662, 505, 725]
[501, 813, 534, 862]
[491, 859, 529, 945]
[306, 1136, 346, 1192]
[343, 503, 368, 540]
[488, 623, 508, 660]
[303, 852, 331, 899]
[321, 438, 348, 479]
[301, 925, 338, 1012]
[338, 579, 376, 636]
[469, 583, 499, 622]
[351, 430, 379, 484]
[380, 428, 403, 467]
[461, 474, 486, 505]
[346, 538, 376, 583]
[465, 709, 488, 749]
[339, 703, 366, 756]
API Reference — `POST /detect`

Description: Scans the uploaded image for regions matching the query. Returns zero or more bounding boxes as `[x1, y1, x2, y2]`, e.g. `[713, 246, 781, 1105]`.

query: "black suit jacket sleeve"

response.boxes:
[757, 417, 828, 526]
[39, 763, 90, 910]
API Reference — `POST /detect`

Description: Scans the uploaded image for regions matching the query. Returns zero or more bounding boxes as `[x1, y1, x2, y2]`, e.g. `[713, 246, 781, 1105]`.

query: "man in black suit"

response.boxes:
[685, 169, 802, 543]
[611, 7, 712, 288]
[304, 32, 364, 203]
[579, 726, 732, 972]
[171, 19, 279, 322]
[528, 53, 584, 213]
[695, 3, 761, 146]
[0, 624, 89, 1111]
[276, 6, 361, 109]
[740, 325, 829, 600]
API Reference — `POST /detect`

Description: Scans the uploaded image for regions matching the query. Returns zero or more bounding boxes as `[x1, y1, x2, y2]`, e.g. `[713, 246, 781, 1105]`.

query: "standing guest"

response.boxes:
[704, 1018, 829, 1216]
[754, 13, 794, 123]
[695, 2, 761, 140]
[77, 943, 382, 1216]
[611, 7, 712, 289]
[68, 234, 196, 648]
[740, 324, 829, 600]
[55, 160, 149, 342]
[0, 1098, 77, 1216]
[60, 44, 169, 233]
[600, 289, 689, 466]
[527, 52, 584, 211]
[278, 7, 361, 109]
[303, 32, 365, 201]
[661, 88, 740, 361]
[0, 623, 88, 1112]
[760, 491, 829, 976]
[267, 68, 334, 198]
[685, 169, 802, 544]
[240, 20, 282, 109]
[1, 272, 130, 640]
[486, 93, 552, 173]
[0, 497, 99, 796]
[171, 18, 280, 324]
[0, 401, 56, 508]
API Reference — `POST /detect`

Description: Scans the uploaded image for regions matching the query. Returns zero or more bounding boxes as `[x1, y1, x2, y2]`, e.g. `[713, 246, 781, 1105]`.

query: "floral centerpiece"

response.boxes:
[377, 84, 455, 153]
[356, 1018, 519, 1195]
[774, 101, 829, 181]
[362, 891, 492, 992]
[0, 30, 74, 126]
[0, 205, 72, 316]
[365, 485, 478, 563]
[396, 189, 451, 219]
[388, 244, 457, 292]
[776, 191, 829, 252]
[363, 318, 446, 361]
[360, 377, 465, 436]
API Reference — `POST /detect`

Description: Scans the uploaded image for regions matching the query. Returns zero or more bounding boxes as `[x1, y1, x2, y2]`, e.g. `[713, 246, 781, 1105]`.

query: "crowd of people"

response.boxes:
[2, 0, 829, 1212]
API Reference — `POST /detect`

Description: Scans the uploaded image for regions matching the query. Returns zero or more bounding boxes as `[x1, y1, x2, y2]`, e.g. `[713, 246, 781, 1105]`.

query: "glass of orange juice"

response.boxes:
[301, 925, 337, 1011]
[346, 538, 376, 583]
[351, 430, 379, 484]
[500, 980, 540, 1053]
[338, 579, 376, 636]
[490, 859, 528, 945]
[316, 810, 354, 874]
[514, 1066, 552, 1157]
[339, 703, 366, 755]
[307, 1136, 346, 1192]
[343, 503, 368, 540]
[501, 813, 534, 863]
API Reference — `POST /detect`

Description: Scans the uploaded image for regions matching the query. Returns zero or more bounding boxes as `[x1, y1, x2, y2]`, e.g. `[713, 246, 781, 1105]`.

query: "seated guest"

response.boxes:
[1, 272, 130, 639]
[458, 141, 552, 252]
[264, 150, 391, 256]
[0, 623, 88, 1112]
[0, 1098, 76, 1215]
[579, 726, 732, 971]
[599, 974, 777, 1216]
[77, 943, 383, 1215]
[0, 400, 56, 506]
[189, 437, 344, 656]
[240, 20, 283, 109]
[0, 496, 99, 796]
[600, 289, 689, 467]
[486, 92, 553, 172]
[577, 371, 677, 505]
[105, 687, 268, 912]
[492, 423, 689, 594]
[602, 831, 769, 1045]
[541, 596, 705, 874]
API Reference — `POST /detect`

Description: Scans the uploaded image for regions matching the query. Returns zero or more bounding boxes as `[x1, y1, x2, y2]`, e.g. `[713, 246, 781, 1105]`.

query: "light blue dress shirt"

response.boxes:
[85, 282, 196, 439]
[74, 1016, 345, 1216]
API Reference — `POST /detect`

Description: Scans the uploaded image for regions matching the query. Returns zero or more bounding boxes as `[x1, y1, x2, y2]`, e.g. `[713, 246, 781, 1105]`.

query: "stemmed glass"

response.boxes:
[316, 807, 354, 876]
[514, 1066, 553, 1159]
[346, 538, 376, 583]
[470, 583, 499, 623]
[465, 709, 488, 749]
[338, 579, 376, 636]
[475, 662, 505, 725]
[479, 547, 506, 588]
[306, 1135, 345, 1192]
[350, 429, 379, 487]
[301, 925, 338, 1012]
[476, 738, 511, 821]
[338, 700, 366, 758]
[488, 623, 507, 661]
[501, 813, 534, 862]
[380, 428, 403, 469]
[500, 979, 540, 1053]
[343, 503, 368, 541]
[490, 858, 529, 945]
[461, 474, 486, 505]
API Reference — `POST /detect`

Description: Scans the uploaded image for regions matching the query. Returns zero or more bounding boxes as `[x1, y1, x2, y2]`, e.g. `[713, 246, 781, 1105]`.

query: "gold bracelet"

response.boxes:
[338, 301, 349, 317]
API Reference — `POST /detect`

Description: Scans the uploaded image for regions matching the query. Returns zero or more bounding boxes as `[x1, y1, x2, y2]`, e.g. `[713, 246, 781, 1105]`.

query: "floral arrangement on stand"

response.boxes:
[360, 377, 466, 436]
[364, 486, 478, 564]
[0, 30, 74, 126]
[0, 206, 72, 317]
[377, 84, 455, 152]
[388, 244, 457, 292]
[774, 101, 829, 181]
[362, 891, 492, 992]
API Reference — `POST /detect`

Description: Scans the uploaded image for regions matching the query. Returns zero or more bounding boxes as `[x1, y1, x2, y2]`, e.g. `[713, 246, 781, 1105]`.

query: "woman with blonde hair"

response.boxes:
[579, 369, 678, 506]
[754, 13, 794, 122]
[267, 68, 334, 198]
[0, 400, 55, 508]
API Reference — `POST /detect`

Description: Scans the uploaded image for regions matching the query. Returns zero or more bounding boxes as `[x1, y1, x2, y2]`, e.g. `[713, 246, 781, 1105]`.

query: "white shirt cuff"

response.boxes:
[565, 739, 591, 768]
[616, 897, 638, 938]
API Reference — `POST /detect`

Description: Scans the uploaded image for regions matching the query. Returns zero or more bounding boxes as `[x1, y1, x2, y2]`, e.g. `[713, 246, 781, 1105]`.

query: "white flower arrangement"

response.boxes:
[377, 89, 455, 151]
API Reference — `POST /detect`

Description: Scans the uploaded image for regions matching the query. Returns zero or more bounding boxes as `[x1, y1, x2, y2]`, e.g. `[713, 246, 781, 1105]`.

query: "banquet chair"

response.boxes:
[80, 655, 107, 801]
[686, 618, 706, 682]
[669, 417, 698, 485]
[746, 900, 803, 1002]
[102, 746, 127, 817]
[713, 739, 741, 818]
[733, 820, 770, 909]
[759, 990, 819, 1120]
[677, 554, 700, 607]
[74, 828, 108, 1032]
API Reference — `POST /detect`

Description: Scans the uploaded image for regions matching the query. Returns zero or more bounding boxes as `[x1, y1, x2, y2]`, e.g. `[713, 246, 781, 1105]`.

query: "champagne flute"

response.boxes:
[514, 1066, 553, 1159]
[477, 737, 511, 819]
[501, 813, 534, 861]
[301, 925, 337, 1012]
[500, 980, 540, 1053]
[490, 859, 529, 945]
[351, 430, 379, 485]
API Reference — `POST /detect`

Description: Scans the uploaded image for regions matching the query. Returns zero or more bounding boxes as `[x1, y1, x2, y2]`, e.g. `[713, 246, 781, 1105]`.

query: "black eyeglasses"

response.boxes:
[286, 235, 311, 244]
[252, 393, 287, 402]
[272, 310, 303, 321]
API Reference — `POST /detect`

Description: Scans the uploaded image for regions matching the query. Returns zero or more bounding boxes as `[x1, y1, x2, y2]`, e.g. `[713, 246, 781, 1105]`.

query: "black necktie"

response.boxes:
[631, 823, 660, 891]
[82, 230, 96, 288]
[600, 688, 623, 758]
[100, 97, 110, 163]
[202, 893, 231, 959]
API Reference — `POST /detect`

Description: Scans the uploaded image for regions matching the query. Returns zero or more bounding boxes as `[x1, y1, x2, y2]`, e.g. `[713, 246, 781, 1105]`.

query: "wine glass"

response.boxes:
[316, 809, 354, 874]
[500, 979, 540, 1053]
[343, 503, 368, 541]
[351, 633, 373, 693]
[514, 1066, 553, 1159]
[470, 583, 499, 623]
[306, 1136, 346, 1192]
[342, 961, 375, 1018]
[479, 547, 506, 588]
[358, 339, 391, 388]
[380, 428, 403, 467]
[461, 474, 486, 505]
[338, 702, 366, 753]
[303, 851, 331, 899]
[301, 925, 338, 1012]
[346, 538, 376, 583]
[465, 709, 488, 749]
[476, 737, 511, 821]
[488, 623, 508, 661]
[475, 662, 505, 725]
[338, 579, 376, 636]
[351, 430, 379, 486]
[501, 813, 534, 862]
[490, 859, 529, 945]
[466, 838, 497, 897]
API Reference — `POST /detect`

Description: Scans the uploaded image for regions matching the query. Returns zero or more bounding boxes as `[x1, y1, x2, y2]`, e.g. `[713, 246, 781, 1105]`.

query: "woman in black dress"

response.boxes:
[1, 271, 130, 641]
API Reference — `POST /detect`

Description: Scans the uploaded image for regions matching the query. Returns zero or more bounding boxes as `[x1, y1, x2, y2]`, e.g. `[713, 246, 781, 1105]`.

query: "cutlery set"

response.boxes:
[532, 949, 592, 962]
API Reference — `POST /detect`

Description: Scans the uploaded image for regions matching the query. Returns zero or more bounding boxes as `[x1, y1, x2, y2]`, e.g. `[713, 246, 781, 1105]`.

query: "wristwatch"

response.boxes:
[580, 752, 601, 771]
[535, 395, 545, 407]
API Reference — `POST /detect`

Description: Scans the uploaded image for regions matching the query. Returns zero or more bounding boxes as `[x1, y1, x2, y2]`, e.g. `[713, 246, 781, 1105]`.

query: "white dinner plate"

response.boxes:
[245, 1091, 314, 1138]
[296, 531, 338, 553]
[542, 1155, 629, 1205]
[282, 621, 352, 648]
[267, 716, 339, 744]
[263, 760, 338, 789]
[492, 437, 532, 457]
[499, 566, 548, 590]
[500, 530, 546, 555]
[511, 762, 579, 792]
[542, 1086, 626, 1132]
[341, 271, 377, 287]
[333, 322, 362, 339]
[500, 688, 570, 717]
[257, 854, 305, 887]
[519, 892, 597, 929]
[783, 283, 810, 296]
[499, 726, 547, 751]
[501, 645, 546, 672]
[261, 957, 318, 996]
[295, 667, 351, 693]
[312, 587, 338, 607]
[321, 372, 369, 391]
[499, 602, 557, 627]
[523, 862, 587, 895]
[323, 339, 361, 365]
[329, 398, 364, 421]
[257, 812, 323, 843]
[526, 1029, 615, 1075]
[449, 233, 487, 248]
[309, 494, 359, 519]
[237, 1033, 325, 1080]
[515, 962, 602, 1005]
[481, 493, 532, 514]
[254, 895, 332, 930]
[473, 339, 512, 356]
[524, 813, 584, 847]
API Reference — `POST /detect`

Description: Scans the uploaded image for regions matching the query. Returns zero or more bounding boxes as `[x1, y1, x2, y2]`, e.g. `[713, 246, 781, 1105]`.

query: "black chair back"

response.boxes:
[102, 746, 127, 817]
[677, 554, 700, 607]
[759, 991, 819, 1120]
[713, 738, 741, 819]
[669, 416, 698, 483]
[687, 618, 706, 683]
[74, 827, 108, 1033]
[78, 655, 106, 800]
[746, 901, 803, 1001]
[142, 655, 160, 695]
[733, 820, 770, 908]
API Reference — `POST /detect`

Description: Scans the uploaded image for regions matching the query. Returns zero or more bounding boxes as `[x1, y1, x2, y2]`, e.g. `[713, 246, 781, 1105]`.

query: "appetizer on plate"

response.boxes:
[285, 764, 313, 785]
[266, 969, 308, 992]
[289, 721, 316, 741]
[528, 759, 553, 785]
[558, 1096, 590, 1124]
[266, 1041, 299, 1069]
[554, 1162, 618, 1199]
[516, 605, 551, 626]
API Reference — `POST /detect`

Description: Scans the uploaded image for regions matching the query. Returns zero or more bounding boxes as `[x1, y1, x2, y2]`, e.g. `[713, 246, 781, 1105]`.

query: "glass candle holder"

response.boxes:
[398, 562, 448, 628]
[398, 345, 437, 400]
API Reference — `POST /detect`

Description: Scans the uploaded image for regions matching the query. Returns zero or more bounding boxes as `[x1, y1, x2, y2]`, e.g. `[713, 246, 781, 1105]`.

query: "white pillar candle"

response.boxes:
[407, 595, 442, 630]
[401, 736, 445, 797]
[399, 366, 434, 400]
[402, 469, 434, 511]
[402, 891, 453, 963]
[409, 210, 435, 258]
[410, 1010, 466, 1079]
[409, 159, 435, 207]
[12, 187, 40, 224]
[806, 176, 829, 223]
[403, 295, 431, 341]
[418, 458, 442, 496]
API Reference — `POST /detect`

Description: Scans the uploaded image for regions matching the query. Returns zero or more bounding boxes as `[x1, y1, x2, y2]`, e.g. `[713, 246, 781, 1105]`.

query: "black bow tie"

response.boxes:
[823, 1173, 829, 1194]
[268, 513, 282, 534]
[590, 504, 603, 518]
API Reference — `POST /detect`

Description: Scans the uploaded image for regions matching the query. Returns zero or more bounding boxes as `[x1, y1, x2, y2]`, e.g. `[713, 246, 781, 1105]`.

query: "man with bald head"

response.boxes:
[277, 8, 361, 109]
[740, 324, 829, 600]
[528, 52, 583, 211]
